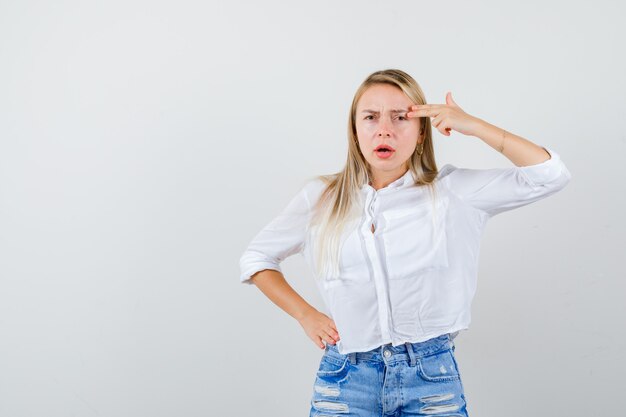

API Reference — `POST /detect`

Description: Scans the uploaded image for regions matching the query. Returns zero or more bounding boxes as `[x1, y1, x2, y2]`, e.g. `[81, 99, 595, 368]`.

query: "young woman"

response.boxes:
[239, 69, 571, 417]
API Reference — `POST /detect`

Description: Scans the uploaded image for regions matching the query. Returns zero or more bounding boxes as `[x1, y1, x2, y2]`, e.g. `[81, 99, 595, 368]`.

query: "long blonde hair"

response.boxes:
[309, 69, 440, 281]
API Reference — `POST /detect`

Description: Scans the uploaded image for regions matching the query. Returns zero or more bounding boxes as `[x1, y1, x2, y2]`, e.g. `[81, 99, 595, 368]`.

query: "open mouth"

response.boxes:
[374, 144, 395, 152]
[374, 145, 395, 158]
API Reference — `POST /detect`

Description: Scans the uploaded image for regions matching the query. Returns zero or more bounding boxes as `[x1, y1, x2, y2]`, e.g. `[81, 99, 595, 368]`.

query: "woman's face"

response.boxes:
[355, 83, 423, 179]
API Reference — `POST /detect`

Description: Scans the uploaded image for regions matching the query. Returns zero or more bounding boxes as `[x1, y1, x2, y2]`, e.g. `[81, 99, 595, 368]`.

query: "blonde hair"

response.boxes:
[308, 69, 440, 281]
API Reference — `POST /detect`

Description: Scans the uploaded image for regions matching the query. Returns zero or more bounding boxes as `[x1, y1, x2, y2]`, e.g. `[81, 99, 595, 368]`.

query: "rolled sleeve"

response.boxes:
[239, 183, 312, 285]
[518, 147, 571, 186]
[444, 146, 572, 218]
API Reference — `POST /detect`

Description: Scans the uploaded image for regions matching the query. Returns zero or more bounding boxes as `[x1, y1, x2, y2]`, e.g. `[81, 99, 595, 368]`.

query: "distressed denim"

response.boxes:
[309, 333, 469, 417]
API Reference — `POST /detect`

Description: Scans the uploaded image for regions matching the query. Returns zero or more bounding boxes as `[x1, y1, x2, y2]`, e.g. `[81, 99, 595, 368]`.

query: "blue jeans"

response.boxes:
[309, 333, 469, 417]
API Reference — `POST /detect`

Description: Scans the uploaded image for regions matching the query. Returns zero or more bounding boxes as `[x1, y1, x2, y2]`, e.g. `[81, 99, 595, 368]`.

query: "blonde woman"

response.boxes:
[239, 69, 571, 417]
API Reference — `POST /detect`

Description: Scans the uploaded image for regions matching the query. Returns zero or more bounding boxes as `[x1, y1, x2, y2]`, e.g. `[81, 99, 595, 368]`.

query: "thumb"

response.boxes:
[446, 91, 458, 107]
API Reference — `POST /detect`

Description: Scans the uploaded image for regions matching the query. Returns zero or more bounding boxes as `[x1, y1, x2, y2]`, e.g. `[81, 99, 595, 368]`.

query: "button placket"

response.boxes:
[368, 192, 378, 233]
[360, 189, 394, 342]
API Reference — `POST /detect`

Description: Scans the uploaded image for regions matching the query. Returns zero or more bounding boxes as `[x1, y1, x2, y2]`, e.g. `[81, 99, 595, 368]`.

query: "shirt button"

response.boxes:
[383, 350, 391, 358]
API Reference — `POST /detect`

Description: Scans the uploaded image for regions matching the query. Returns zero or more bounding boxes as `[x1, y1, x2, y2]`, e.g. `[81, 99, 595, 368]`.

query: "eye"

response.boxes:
[364, 115, 374, 120]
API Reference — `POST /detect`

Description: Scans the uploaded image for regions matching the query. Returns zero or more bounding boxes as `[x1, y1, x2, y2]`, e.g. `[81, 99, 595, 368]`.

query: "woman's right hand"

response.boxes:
[298, 309, 341, 349]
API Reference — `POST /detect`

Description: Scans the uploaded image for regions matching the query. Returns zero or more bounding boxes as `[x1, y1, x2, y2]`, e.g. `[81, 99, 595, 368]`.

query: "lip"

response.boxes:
[374, 144, 396, 152]
[374, 149, 394, 159]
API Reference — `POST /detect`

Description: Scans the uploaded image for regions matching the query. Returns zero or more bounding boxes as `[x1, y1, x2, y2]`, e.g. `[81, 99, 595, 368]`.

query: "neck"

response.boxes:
[369, 166, 408, 190]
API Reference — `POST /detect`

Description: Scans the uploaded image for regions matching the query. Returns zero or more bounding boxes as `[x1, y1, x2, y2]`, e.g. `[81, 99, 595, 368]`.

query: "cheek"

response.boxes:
[399, 141, 418, 156]
[357, 122, 376, 136]
[397, 124, 420, 142]
[397, 119, 419, 132]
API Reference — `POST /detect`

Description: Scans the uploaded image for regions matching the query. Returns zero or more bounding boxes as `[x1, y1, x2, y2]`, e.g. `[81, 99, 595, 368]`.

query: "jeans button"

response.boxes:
[383, 349, 391, 358]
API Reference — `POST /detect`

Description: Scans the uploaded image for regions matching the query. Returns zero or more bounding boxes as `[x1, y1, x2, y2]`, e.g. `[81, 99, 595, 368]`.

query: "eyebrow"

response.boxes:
[360, 109, 408, 114]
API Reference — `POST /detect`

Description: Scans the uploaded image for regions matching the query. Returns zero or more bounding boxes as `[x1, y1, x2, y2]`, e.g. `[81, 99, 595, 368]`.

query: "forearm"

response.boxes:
[250, 269, 317, 322]
[471, 118, 551, 167]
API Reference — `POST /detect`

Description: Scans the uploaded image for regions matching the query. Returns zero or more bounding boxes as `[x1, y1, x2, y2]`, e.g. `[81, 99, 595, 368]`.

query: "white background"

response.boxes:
[1, 0, 624, 416]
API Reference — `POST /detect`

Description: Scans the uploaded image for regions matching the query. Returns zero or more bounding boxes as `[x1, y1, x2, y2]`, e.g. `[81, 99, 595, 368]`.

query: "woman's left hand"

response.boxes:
[406, 92, 483, 137]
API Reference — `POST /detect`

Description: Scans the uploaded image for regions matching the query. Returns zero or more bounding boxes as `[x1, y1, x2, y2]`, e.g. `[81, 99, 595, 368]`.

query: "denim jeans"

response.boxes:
[308, 333, 469, 417]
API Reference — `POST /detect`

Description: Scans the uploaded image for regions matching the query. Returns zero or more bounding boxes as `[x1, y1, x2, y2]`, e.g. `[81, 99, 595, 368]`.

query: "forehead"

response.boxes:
[357, 84, 412, 110]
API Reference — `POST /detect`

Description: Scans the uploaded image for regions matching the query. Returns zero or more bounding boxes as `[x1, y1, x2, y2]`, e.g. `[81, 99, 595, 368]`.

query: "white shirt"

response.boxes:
[239, 146, 572, 354]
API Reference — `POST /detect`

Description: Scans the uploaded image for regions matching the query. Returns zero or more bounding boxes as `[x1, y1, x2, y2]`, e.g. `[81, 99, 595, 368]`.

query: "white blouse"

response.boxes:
[239, 146, 572, 354]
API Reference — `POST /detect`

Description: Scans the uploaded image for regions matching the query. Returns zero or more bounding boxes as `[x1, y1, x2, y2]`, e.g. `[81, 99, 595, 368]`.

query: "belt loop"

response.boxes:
[405, 342, 417, 367]
[348, 352, 357, 365]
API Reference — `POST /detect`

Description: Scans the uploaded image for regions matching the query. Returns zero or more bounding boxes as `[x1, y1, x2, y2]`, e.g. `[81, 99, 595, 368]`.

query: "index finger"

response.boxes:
[410, 104, 443, 110]
[407, 108, 439, 117]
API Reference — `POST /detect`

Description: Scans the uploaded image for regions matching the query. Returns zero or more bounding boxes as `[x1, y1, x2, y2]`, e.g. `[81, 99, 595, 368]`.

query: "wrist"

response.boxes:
[294, 304, 317, 322]
[470, 117, 490, 137]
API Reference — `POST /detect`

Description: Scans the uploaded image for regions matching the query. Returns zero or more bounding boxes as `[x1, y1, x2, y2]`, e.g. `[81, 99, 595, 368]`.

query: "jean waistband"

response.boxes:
[324, 333, 454, 367]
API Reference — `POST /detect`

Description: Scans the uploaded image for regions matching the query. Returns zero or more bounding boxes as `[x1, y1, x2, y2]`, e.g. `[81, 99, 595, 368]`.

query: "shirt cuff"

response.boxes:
[518, 146, 567, 186]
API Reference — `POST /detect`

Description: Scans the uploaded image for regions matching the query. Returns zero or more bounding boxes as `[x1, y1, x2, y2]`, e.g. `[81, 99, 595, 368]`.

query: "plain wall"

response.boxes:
[1, 0, 624, 416]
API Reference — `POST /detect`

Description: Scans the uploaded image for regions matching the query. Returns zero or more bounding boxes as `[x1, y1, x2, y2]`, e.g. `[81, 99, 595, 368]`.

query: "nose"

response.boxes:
[377, 117, 392, 137]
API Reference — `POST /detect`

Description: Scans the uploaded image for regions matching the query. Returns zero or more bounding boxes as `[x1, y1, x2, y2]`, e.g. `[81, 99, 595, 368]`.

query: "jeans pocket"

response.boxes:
[416, 347, 460, 382]
[316, 353, 350, 381]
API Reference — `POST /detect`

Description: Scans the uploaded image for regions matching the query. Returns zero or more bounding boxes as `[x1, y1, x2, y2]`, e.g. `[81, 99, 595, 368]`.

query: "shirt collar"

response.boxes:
[389, 168, 414, 188]
[362, 168, 415, 191]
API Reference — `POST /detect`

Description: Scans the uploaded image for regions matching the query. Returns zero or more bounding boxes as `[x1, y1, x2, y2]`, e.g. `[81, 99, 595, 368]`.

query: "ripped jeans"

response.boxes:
[308, 333, 469, 417]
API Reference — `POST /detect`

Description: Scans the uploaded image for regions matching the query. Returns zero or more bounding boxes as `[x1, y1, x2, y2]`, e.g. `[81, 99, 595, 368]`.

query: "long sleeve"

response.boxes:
[239, 183, 312, 285]
[444, 146, 572, 217]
